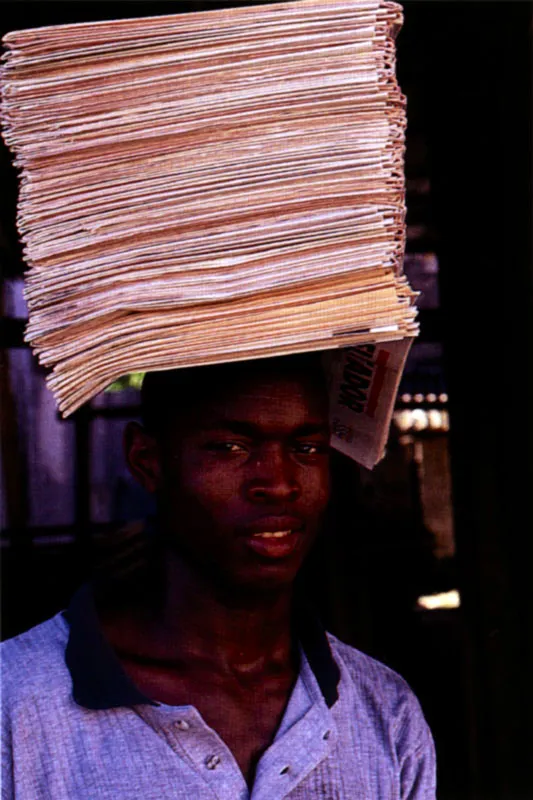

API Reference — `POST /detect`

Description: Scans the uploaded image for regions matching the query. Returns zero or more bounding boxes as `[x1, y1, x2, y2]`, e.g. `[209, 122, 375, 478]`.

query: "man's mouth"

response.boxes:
[252, 530, 293, 539]
[241, 516, 304, 537]
[240, 522, 304, 560]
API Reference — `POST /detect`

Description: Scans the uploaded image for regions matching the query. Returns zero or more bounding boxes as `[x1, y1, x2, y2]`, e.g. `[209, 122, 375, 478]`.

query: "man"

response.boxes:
[2, 353, 436, 799]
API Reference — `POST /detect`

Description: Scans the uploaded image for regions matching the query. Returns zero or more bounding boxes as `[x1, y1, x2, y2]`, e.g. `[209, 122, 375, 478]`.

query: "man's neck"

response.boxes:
[98, 546, 297, 680]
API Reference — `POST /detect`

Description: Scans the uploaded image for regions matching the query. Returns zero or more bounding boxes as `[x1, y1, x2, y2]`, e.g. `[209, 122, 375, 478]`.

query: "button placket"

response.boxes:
[167, 708, 247, 795]
[136, 705, 247, 798]
[251, 705, 337, 800]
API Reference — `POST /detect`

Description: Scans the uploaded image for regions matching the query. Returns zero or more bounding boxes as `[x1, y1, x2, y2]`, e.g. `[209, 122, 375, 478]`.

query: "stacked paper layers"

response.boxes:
[1, 0, 417, 467]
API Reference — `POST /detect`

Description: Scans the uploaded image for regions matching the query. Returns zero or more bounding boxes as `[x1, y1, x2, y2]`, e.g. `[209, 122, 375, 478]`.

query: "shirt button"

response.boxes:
[173, 719, 190, 731]
[323, 730, 331, 740]
[280, 766, 290, 775]
[205, 755, 221, 770]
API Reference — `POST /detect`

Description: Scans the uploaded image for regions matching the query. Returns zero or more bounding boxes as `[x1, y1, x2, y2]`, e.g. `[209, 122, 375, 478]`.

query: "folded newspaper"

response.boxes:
[0, 0, 417, 469]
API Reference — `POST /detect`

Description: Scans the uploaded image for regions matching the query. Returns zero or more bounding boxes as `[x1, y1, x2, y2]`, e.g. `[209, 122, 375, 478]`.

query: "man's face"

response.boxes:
[156, 368, 331, 592]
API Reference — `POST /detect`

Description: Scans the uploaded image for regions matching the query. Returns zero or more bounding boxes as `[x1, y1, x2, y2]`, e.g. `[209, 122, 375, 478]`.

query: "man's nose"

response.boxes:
[245, 444, 301, 503]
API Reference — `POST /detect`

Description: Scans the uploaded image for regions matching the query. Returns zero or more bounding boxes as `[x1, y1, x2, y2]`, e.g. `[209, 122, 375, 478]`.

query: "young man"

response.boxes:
[1, 353, 436, 799]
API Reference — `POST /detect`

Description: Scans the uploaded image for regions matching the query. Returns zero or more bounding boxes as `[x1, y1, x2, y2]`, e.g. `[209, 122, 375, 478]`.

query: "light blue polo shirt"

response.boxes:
[1, 583, 436, 799]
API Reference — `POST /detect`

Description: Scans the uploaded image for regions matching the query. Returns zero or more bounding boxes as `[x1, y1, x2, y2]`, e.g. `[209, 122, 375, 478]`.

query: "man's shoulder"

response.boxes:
[326, 632, 433, 749]
[327, 631, 413, 694]
[1, 613, 70, 709]
[1, 611, 68, 658]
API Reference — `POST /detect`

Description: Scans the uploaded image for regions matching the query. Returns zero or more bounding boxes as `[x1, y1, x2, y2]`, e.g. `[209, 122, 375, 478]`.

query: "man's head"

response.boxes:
[125, 353, 331, 594]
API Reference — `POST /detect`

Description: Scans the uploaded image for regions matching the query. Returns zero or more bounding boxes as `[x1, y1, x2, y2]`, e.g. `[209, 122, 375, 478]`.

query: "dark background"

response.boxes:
[1, 2, 532, 798]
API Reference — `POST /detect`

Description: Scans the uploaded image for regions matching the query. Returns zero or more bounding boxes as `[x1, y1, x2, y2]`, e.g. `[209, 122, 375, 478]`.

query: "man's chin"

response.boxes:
[163, 537, 307, 597]
[208, 559, 302, 600]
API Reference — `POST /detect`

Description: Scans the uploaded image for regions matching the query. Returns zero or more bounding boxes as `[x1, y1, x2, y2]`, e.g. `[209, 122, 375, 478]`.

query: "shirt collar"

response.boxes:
[64, 581, 340, 711]
[64, 582, 153, 709]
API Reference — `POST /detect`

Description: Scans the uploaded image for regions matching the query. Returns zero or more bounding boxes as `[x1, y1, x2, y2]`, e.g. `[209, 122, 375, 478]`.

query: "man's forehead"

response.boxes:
[142, 354, 329, 436]
[177, 372, 329, 434]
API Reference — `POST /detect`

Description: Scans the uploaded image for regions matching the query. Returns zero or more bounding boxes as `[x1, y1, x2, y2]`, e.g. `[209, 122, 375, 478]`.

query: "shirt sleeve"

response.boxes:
[400, 728, 437, 800]
[1, 707, 14, 800]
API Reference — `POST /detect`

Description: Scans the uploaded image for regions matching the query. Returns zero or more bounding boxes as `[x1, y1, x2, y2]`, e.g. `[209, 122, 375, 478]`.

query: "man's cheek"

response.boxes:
[182, 463, 239, 496]
[173, 487, 235, 533]
[304, 470, 329, 505]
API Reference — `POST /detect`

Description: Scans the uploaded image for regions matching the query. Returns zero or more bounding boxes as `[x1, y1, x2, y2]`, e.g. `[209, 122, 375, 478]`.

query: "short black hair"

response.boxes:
[141, 351, 327, 437]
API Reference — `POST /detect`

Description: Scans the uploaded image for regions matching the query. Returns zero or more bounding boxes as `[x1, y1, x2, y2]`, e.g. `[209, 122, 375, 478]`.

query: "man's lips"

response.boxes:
[238, 517, 305, 560]
[239, 517, 305, 537]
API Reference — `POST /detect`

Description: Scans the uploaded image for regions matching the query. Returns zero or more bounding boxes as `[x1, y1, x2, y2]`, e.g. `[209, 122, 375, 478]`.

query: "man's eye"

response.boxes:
[206, 441, 248, 454]
[294, 442, 328, 456]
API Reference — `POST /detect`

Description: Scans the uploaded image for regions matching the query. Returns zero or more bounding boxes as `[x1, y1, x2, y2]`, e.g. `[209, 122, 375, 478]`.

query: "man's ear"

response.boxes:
[123, 421, 161, 494]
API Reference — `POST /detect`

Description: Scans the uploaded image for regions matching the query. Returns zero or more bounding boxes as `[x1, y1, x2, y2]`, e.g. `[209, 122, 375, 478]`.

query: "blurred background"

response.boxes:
[1, 2, 532, 798]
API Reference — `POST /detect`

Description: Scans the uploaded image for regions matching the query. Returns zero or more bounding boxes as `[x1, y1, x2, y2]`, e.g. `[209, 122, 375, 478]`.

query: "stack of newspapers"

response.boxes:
[0, 0, 418, 468]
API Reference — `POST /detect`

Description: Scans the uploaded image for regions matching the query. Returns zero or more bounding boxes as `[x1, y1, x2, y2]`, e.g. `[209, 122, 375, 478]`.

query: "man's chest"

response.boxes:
[19, 698, 396, 800]
[121, 659, 295, 785]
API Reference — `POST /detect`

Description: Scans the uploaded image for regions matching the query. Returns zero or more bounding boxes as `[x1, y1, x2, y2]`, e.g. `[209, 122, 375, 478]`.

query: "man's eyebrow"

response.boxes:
[205, 420, 330, 437]
[291, 423, 331, 437]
